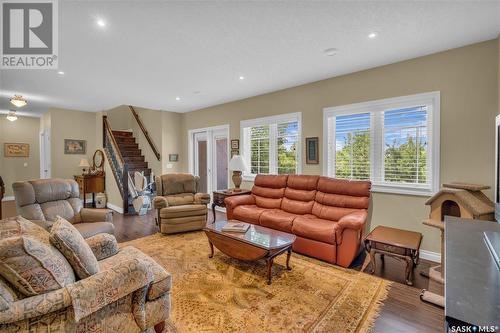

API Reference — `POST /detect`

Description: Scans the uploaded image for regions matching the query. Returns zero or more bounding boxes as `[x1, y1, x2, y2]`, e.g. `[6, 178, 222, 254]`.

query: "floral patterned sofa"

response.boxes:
[0, 216, 171, 333]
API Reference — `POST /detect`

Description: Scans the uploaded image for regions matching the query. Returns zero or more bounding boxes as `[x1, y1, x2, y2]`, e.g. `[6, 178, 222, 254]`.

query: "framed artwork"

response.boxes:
[64, 139, 86, 154]
[231, 139, 239, 149]
[4, 143, 29, 157]
[231, 149, 239, 157]
[169, 154, 179, 162]
[306, 137, 319, 164]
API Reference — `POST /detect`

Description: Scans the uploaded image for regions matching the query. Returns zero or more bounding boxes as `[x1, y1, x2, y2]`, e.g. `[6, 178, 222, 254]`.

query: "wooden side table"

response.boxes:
[212, 189, 251, 221]
[364, 226, 422, 285]
[74, 174, 105, 208]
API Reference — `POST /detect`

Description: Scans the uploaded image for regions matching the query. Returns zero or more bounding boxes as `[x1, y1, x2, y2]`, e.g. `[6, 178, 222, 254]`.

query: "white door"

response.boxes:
[40, 130, 51, 178]
[189, 125, 229, 196]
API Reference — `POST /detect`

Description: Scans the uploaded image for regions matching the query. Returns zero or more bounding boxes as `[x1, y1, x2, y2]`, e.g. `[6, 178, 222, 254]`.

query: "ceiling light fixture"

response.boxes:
[10, 95, 27, 108]
[57, 71, 65, 75]
[239, 76, 245, 80]
[175, 96, 181, 101]
[6, 111, 18, 122]
[324, 48, 339, 56]
[368, 32, 378, 39]
[96, 19, 106, 27]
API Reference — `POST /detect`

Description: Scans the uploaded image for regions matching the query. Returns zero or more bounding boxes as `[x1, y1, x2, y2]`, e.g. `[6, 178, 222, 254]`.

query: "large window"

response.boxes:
[242, 113, 301, 179]
[324, 92, 440, 195]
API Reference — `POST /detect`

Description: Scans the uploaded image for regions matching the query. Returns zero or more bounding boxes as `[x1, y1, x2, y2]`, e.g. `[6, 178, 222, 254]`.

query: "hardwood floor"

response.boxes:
[1, 200, 444, 332]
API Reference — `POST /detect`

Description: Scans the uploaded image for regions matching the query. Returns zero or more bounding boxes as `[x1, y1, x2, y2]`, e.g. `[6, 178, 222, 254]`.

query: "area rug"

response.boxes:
[121, 232, 391, 333]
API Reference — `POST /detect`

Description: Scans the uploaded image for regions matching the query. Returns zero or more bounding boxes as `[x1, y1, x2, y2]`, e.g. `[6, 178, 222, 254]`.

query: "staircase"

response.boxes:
[112, 130, 151, 177]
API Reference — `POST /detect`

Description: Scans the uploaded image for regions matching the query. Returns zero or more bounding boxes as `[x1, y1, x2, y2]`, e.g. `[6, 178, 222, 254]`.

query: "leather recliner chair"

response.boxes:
[12, 178, 114, 238]
[153, 173, 210, 234]
[224, 174, 371, 268]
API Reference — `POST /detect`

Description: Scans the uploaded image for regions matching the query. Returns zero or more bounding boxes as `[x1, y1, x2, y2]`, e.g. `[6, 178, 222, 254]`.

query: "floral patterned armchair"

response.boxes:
[0, 216, 171, 333]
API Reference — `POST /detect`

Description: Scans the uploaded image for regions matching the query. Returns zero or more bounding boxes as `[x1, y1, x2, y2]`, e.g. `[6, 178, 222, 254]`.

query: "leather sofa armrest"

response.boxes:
[0, 288, 71, 325]
[336, 210, 368, 244]
[194, 193, 210, 205]
[224, 194, 255, 219]
[66, 258, 153, 322]
[80, 208, 113, 223]
[85, 233, 119, 260]
[153, 196, 169, 209]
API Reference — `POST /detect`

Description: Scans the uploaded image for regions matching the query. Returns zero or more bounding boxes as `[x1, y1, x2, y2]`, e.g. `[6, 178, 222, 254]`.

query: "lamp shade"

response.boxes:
[229, 155, 247, 171]
[78, 158, 90, 168]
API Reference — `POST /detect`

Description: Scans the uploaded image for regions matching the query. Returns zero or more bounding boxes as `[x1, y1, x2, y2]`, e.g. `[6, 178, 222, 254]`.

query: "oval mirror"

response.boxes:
[93, 149, 104, 169]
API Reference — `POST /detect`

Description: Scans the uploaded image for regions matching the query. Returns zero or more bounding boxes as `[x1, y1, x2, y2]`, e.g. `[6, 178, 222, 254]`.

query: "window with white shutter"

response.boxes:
[241, 113, 301, 180]
[324, 92, 440, 195]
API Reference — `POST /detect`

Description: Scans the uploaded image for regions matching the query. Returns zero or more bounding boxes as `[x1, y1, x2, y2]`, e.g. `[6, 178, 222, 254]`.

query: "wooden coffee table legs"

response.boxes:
[208, 240, 214, 258]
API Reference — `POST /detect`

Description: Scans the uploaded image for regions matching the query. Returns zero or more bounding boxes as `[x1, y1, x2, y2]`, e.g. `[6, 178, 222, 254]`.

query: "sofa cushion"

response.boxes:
[49, 217, 99, 279]
[232, 205, 271, 224]
[0, 236, 75, 296]
[254, 174, 288, 188]
[160, 204, 207, 219]
[252, 175, 288, 209]
[0, 215, 49, 240]
[280, 175, 318, 215]
[160, 174, 197, 195]
[41, 200, 78, 223]
[292, 216, 338, 245]
[98, 246, 171, 301]
[259, 210, 296, 233]
[166, 193, 195, 206]
[73, 222, 115, 239]
[0, 277, 18, 311]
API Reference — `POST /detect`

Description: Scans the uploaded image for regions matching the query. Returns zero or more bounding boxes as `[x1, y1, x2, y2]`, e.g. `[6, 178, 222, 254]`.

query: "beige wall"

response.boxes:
[498, 35, 500, 115]
[48, 108, 97, 179]
[0, 116, 41, 197]
[182, 40, 499, 254]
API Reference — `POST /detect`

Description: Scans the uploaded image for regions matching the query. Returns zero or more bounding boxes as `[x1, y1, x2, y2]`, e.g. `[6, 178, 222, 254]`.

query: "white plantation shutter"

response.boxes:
[324, 92, 440, 195]
[241, 113, 301, 178]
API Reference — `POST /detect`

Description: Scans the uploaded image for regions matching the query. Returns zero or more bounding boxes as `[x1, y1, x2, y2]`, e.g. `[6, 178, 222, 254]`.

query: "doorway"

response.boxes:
[189, 125, 229, 196]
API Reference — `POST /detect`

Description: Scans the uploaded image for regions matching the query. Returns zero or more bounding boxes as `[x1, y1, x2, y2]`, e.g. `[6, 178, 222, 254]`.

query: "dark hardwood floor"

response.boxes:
[1, 200, 444, 332]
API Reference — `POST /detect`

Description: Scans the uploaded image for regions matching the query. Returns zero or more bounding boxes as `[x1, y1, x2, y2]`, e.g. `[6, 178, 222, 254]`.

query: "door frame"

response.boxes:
[188, 124, 230, 195]
[39, 130, 51, 179]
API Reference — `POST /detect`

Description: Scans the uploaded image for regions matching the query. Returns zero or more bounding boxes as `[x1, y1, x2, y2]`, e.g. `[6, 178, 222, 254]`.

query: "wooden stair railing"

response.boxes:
[102, 116, 130, 214]
[128, 105, 161, 161]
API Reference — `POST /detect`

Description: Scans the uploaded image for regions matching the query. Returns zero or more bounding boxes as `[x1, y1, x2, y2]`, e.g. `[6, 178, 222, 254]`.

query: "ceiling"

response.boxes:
[1, 1, 499, 117]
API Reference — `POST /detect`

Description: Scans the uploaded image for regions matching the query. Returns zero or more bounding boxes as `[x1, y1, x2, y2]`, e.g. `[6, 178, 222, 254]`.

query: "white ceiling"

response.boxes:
[1, 1, 499, 117]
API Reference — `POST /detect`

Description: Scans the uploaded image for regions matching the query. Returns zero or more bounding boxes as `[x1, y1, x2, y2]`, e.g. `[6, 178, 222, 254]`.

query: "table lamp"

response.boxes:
[78, 158, 90, 175]
[229, 155, 247, 192]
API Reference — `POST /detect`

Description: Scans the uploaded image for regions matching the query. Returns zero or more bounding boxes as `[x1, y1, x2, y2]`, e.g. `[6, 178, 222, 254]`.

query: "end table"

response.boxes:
[212, 189, 251, 221]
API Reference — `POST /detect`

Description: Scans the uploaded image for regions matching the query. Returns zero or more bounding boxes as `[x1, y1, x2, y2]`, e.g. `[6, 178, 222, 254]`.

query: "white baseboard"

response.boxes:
[215, 206, 226, 213]
[419, 250, 441, 263]
[1, 196, 14, 202]
[107, 202, 124, 214]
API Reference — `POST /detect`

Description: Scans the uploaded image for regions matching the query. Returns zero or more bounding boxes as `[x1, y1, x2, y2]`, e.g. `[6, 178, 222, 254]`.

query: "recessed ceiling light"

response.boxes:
[368, 32, 378, 39]
[57, 71, 65, 75]
[96, 19, 106, 27]
[239, 76, 245, 80]
[175, 96, 181, 101]
[324, 48, 338, 56]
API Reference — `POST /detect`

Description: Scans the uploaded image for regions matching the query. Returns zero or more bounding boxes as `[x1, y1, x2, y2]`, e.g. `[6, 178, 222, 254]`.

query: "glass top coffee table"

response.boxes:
[203, 220, 296, 284]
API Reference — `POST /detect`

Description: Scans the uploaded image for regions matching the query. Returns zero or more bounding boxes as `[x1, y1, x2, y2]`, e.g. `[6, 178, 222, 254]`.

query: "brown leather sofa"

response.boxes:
[225, 174, 371, 267]
[154, 173, 210, 234]
[12, 178, 114, 238]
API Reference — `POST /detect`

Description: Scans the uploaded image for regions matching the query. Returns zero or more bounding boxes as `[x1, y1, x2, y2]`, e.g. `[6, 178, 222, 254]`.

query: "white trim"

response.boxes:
[323, 91, 440, 196]
[240, 112, 302, 179]
[420, 249, 441, 263]
[215, 206, 227, 213]
[1, 196, 15, 202]
[106, 202, 124, 214]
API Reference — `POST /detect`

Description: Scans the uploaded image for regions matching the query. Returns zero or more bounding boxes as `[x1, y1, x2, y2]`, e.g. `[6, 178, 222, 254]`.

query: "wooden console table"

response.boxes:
[74, 174, 105, 208]
[212, 189, 251, 221]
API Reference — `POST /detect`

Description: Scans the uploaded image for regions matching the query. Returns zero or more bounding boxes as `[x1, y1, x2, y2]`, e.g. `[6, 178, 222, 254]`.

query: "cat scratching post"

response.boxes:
[420, 182, 494, 307]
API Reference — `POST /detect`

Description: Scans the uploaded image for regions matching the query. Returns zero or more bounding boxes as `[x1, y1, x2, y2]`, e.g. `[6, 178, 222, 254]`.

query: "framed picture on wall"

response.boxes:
[231, 139, 239, 149]
[4, 143, 29, 157]
[306, 137, 319, 164]
[64, 139, 86, 154]
[169, 154, 179, 162]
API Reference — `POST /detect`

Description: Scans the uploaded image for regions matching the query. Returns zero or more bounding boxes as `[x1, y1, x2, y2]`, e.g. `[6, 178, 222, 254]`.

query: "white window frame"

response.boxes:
[241, 112, 302, 181]
[323, 92, 440, 196]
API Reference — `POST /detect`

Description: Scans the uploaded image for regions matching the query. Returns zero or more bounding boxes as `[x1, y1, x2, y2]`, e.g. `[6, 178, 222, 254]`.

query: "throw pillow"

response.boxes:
[49, 216, 99, 279]
[0, 236, 75, 296]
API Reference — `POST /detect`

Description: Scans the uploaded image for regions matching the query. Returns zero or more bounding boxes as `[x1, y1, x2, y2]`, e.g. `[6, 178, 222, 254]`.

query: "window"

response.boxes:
[324, 92, 440, 195]
[241, 113, 301, 179]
